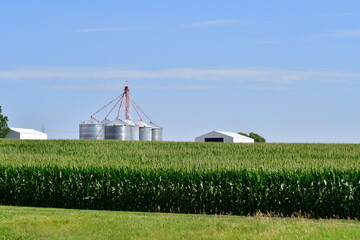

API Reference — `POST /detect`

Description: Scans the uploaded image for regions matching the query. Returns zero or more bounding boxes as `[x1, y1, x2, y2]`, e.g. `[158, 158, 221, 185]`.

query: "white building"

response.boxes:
[195, 131, 254, 143]
[6, 128, 48, 140]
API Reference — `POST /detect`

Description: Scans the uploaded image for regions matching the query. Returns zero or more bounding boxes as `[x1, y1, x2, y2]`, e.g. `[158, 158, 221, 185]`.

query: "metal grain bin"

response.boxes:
[148, 122, 163, 141]
[79, 117, 105, 140]
[105, 119, 131, 140]
[124, 119, 139, 141]
[137, 120, 152, 141]
[101, 118, 112, 125]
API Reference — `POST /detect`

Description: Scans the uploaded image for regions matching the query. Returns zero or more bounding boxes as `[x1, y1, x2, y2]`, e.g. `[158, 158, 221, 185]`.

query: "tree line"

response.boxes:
[0, 106, 9, 138]
[238, 132, 266, 143]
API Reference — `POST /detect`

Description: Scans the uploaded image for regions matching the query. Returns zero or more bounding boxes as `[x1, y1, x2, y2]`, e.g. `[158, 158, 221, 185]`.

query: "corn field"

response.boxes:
[1, 139, 360, 218]
[0, 166, 359, 218]
[1, 140, 360, 170]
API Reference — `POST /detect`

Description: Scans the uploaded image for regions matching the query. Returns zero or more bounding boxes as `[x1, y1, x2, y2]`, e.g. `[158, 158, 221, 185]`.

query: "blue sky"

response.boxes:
[1, 1, 360, 142]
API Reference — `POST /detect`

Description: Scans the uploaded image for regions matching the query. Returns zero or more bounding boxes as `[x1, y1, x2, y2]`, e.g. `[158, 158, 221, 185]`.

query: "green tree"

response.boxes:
[0, 106, 10, 138]
[249, 132, 266, 143]
[238, 131, 266, 143]
[238, 132, 249, 137]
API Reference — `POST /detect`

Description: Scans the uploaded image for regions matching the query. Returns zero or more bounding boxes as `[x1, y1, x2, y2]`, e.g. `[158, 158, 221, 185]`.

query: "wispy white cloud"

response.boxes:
[329, 30, 360, 38]
[312, 29, 360, 39]
[183, 19, 237, 28]
[45, 84, 227, 90]
[44, 84, 289, 91]
[1, 66, 359, 85]
[75, 27, 129, 32]
[314, 13, 354, 19]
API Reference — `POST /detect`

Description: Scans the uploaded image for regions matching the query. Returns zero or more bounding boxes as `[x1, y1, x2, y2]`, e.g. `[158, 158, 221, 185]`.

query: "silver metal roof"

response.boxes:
[82, 117, 99, 124]
[136, 120, 151, 127]
[101, 118, 112, 124]
[9, 128, 47, 135]
[148, 122, 161, 128]
[109, 119, 127, 126]
[124, 119, 136, 126]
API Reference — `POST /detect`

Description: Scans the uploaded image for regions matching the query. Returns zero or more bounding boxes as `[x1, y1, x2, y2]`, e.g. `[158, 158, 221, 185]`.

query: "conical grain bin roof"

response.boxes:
[136, 120, 150, 128]
[82, 117, 99, 124]
[109, 119, 127, 126]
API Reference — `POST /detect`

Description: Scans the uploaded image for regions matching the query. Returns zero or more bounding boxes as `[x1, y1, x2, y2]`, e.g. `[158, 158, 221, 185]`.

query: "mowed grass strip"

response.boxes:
[1, 139, 360, 170]
[0, 206, 359, 240]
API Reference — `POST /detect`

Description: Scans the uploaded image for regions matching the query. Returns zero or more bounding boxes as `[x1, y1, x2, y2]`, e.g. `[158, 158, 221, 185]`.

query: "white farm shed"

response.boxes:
[6, 128, 48, 140]
[195, 131, 254, 143]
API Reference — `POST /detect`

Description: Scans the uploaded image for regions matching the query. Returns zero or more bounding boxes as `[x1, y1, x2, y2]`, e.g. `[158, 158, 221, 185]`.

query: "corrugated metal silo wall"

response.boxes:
[105, 125, 131, 140]
[139, 127, 152, 141]
[79, 123, 105, 140]
[151, 128, 163, 141]
[129, 126, 139, 141]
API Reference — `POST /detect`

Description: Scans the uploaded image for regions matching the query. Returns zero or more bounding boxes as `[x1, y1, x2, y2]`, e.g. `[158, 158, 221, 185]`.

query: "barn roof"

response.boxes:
[214, 131, 254, 140]
[10, 128, 46, 135]
[215, 131, 247, 139]
[196, 131, 253, 140]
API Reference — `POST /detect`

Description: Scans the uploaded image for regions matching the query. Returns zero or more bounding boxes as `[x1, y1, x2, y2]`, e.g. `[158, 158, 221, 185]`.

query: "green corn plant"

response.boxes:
[0, 166, 359, 219]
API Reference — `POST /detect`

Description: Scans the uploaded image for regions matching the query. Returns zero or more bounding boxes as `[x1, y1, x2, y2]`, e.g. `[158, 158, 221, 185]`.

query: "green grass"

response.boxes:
[1, 139, 360, 170]
[0, 206, 359, 240]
